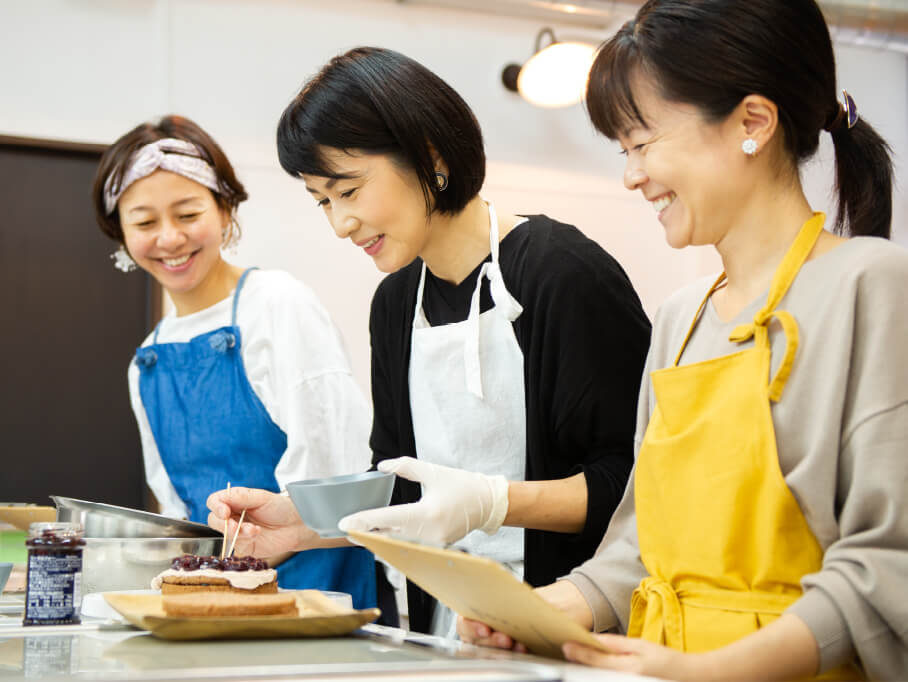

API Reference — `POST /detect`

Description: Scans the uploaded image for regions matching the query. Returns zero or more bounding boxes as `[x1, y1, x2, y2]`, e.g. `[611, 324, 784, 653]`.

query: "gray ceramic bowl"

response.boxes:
[286, 471, 395, 538]
[0, 562, 12, 592]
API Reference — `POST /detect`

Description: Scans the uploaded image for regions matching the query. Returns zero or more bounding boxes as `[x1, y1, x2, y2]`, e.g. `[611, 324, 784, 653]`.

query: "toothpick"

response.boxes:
[220, 482, 231, 559]
[227, 509, 246, 558]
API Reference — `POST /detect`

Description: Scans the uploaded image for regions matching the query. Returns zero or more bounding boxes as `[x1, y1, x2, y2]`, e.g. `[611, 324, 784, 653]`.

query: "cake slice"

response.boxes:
[162, 591, 298, 618]
[151, 555, 278, 594]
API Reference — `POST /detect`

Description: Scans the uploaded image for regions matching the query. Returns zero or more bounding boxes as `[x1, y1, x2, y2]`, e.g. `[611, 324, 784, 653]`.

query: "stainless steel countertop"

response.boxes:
[0, 594, 652, 682]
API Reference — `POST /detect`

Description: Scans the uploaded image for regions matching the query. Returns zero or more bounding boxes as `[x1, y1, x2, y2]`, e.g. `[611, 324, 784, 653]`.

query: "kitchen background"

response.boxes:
[1, 0, 906, 511]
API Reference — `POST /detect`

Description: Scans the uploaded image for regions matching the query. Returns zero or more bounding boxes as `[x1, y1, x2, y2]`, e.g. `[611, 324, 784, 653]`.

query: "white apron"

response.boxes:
[408, 202, 527, 637]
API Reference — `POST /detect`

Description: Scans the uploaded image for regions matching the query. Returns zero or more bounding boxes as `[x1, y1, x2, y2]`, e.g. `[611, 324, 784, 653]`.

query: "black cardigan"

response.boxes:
[368, 215, 651, 632]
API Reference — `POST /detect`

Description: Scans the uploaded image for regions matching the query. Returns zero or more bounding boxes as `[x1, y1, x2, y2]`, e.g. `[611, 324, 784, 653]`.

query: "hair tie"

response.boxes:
[824, 89, 858, 133]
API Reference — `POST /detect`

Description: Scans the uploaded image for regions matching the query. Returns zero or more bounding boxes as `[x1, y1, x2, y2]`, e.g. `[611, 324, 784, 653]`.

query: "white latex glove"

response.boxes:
[337, 457, 510, 546]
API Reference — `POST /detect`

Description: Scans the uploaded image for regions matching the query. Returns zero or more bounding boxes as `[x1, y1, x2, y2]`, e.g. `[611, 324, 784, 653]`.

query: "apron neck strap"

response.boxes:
[757, 212, 825, 317]
[673, 213, 826, 369]
[414, 201, 506, 319]
[231, 267, 258, 326]
[673, 213, 826, 402]
[151, 267, 257, 343]
[487, 202, 500, 261]
[672, 274, 728, 367]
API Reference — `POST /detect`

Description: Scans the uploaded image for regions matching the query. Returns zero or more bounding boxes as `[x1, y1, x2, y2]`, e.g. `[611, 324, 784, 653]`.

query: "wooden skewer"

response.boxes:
[220, 482, 231, 559]
[227, 509, 246, 558]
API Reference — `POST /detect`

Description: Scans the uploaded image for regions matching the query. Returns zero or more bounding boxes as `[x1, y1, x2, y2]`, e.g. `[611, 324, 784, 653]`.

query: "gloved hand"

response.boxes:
[337, 457, 510, 546]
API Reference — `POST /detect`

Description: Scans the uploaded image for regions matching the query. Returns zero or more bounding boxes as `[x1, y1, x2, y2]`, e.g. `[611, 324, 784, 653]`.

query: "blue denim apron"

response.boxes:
[134, 268, 376, 608]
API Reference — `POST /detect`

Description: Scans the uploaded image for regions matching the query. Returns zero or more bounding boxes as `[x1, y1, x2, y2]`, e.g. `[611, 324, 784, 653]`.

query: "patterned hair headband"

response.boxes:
[824, 90, 858, 133]
[103, 138, 220, 214]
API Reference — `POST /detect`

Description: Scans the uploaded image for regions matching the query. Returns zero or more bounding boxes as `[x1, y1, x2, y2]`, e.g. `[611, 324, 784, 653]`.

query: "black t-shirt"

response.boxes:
[369, 214, 651, 633]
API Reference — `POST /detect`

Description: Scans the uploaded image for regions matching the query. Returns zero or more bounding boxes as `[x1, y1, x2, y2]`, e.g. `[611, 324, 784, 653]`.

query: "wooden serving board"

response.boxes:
[0, 505, 56, 530]
[347, 530, 611, 660]
[104, 590, 380, 641]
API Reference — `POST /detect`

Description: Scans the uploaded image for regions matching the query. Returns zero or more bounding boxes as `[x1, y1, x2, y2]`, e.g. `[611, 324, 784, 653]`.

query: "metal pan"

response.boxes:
[52, 496, 221, 539]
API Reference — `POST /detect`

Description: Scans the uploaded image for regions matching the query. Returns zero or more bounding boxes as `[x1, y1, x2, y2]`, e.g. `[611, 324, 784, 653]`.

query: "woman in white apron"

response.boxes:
[461, 1, 908, 679]
[208, 47, 651, 635]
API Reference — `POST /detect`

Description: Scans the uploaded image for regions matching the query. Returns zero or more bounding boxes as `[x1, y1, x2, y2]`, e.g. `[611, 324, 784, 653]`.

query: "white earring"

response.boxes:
[742, 138, 758, 155]
[111, 245, 137, 272]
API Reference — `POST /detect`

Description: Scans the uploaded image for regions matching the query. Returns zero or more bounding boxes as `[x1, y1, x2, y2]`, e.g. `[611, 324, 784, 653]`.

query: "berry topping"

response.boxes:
[169, 554, 268, 571]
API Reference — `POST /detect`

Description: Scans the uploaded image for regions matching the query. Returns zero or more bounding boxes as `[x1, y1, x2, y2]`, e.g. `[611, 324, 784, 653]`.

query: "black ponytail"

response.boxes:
[828, 118, 892, 238]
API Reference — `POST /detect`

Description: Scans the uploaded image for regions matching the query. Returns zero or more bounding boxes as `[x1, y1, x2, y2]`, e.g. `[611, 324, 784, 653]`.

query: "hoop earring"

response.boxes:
[435, 171, 449, 191]
[742, 139, 758, 156]
[111, 245, 137, 272]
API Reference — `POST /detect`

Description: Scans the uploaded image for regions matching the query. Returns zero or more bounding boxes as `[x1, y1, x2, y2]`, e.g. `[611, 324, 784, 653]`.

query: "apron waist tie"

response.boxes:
[629, 577, 800, 649]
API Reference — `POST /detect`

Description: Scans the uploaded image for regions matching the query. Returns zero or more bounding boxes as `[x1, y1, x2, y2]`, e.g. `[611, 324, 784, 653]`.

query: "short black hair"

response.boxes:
[277, 47, 485, 216]
[586, 0, 892, 238]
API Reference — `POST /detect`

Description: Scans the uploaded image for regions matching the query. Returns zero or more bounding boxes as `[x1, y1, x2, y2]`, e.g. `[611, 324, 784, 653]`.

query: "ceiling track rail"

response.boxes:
[394, 0, 908, 52]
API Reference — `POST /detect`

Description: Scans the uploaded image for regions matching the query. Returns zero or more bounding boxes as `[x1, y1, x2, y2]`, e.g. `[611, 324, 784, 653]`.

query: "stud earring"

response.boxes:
[111, 245, 137, 272]
[435, 171, 448, 191]
[742, 139, 758, 156]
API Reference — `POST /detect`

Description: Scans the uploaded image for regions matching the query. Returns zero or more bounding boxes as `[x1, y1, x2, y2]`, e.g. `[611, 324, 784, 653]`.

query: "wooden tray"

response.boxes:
[348, 530, 611, 660]
[0, 505, 55, 530]
[104, 590, 380, 641]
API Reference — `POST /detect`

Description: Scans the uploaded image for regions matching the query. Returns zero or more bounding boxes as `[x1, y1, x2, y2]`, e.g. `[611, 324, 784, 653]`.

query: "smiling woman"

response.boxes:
[89, 116, 380, 612]
[460, 1, 908, 680]
[206, 46, 653, 637]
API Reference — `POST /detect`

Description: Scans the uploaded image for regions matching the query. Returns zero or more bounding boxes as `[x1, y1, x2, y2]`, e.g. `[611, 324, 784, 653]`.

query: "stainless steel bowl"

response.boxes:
[81, 537, 223, 594]
[52, 496, 221, 539]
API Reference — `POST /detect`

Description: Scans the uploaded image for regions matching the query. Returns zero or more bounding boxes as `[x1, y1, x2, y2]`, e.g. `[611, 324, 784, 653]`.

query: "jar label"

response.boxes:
[23, 551, 83, 625]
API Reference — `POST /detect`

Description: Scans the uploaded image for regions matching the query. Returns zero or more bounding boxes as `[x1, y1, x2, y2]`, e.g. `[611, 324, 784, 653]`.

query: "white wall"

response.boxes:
[2, 0, 905, 394]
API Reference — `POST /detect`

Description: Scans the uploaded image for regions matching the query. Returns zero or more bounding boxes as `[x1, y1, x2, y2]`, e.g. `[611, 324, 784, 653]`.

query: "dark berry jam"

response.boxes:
[24, 523, 85, 626]
[170, 554, 268, 572]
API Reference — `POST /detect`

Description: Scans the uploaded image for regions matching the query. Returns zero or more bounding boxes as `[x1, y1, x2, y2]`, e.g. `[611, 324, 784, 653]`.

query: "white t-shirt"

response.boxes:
[127, 269, 372, 519]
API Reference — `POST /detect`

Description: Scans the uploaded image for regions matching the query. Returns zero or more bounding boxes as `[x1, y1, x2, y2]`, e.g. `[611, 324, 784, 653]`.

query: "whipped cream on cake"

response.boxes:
[151, 555, 277, 592]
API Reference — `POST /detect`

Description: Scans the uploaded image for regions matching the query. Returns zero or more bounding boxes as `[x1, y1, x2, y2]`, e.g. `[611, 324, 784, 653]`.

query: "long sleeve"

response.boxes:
[522, 228, 650, 551]
[242, 272, 372, 488]
[517, 217, 650, 587]
[782, 243, 908, 679]
[367, 263, 421, 505]
[564, 341, 657, 633]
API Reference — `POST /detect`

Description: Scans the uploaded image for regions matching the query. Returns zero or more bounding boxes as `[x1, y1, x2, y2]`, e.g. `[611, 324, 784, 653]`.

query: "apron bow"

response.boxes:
[728, 310, 800, 402]
[629, 576, 685, 650]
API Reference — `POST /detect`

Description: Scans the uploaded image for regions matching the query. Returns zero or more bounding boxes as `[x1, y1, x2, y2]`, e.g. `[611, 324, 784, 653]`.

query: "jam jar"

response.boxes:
[23, 523, 85, 625]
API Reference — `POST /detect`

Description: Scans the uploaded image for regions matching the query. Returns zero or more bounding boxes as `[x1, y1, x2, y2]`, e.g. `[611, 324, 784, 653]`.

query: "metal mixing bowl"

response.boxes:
[52, 496, 221, 539]
[81, 537, 223, 594]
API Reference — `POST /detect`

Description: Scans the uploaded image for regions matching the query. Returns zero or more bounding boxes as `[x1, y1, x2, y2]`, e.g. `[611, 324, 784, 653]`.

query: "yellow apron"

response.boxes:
[628, 213, 859, 679]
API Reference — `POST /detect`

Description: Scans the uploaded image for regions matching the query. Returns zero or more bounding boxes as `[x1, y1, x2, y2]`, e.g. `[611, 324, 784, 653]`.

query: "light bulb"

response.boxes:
[516, 41, 596, 108]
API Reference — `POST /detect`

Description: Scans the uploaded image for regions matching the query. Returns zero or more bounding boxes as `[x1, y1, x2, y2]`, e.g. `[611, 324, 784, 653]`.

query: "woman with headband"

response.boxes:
[208, 47, 651, 636]
[461, 1, 908, 679]
[91, 115, 379, 610]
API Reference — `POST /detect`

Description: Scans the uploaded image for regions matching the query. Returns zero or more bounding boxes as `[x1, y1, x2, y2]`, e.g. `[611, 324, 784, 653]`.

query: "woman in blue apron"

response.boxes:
[90, 116, 377, 610]
[209, 48, 651, 635]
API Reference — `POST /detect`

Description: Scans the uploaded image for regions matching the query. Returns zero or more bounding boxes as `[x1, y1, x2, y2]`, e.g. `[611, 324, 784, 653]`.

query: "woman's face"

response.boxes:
[118, 170, 228, 295]
[617, 76, 744, 249]
[301, 149, 433, 274]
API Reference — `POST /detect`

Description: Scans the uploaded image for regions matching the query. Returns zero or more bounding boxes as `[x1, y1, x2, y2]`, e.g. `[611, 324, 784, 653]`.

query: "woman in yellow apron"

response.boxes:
[461, 1, 907, 679]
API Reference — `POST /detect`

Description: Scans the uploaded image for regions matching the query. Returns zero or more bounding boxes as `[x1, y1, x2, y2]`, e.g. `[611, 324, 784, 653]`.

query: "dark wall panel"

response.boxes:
[0, 139, 152, 508]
